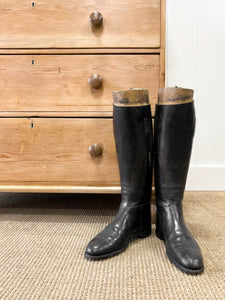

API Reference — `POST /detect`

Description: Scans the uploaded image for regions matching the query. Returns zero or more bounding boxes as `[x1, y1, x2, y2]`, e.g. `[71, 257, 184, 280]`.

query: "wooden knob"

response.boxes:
[88, 74, 103, 89]
[89, 144, 103, 157]
[89, 11, 103, 28]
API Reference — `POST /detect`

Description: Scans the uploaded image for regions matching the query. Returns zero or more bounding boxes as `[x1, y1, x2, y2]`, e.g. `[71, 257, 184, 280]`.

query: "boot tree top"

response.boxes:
[158, 87, 194, 105]
[112, 88, 149, 106]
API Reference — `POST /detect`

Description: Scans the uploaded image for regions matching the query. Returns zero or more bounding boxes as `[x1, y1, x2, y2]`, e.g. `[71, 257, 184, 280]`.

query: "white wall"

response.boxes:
[166, 0, 225, 190]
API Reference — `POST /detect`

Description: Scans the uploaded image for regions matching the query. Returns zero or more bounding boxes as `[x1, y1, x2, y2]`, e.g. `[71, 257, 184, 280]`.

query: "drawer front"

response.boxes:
[0, 0, 160, 48]
[0, 118, 120, 183]
[0, 54, 159, 113]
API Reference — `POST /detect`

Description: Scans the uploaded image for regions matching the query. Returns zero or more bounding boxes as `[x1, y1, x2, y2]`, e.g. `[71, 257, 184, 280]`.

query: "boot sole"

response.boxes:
[156, 231, 204, 275]
[84, 231, 150, 261]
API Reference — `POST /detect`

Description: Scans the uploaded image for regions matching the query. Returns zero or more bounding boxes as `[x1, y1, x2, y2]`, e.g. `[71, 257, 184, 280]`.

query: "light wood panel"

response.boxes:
[0, 0, 160, 48]
[0, 49, 161, 55]
[0, 111, 114, 117]
[0, 118, 120, 183]
[0, 182, 121, 193]
[0, 54, 160, 113]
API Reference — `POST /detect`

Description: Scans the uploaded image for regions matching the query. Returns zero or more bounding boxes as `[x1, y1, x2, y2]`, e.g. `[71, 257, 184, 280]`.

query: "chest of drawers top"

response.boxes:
[0, 0, 160, 48]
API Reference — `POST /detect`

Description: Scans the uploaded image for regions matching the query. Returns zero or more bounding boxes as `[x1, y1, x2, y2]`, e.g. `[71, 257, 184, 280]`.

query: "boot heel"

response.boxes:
[137, 231, 151, 239]
[155, 229, 164, 241]
[137, 203, 151, 238]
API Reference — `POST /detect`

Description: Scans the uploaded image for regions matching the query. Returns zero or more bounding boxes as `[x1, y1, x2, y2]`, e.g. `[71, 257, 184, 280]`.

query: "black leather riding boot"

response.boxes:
[154, 88, 204, 274]
[85, 89, 153, 260]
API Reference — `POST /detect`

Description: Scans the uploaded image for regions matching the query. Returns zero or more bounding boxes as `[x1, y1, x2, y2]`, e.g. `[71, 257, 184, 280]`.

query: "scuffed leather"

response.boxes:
[154, 102, 204, 273]
[85, 104, 153, 259]
[85, 202, 150, 257]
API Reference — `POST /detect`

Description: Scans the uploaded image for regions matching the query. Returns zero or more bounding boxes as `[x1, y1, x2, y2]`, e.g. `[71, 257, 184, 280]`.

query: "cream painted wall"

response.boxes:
[166, 0, 225, 190]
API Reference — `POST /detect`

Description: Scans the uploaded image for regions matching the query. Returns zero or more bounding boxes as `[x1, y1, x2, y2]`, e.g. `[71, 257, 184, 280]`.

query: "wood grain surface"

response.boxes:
[0, 54, 159, 114]
[0, 0, 160, 48]
[0, 118, 120, 183]
[0, 0, 165, 193]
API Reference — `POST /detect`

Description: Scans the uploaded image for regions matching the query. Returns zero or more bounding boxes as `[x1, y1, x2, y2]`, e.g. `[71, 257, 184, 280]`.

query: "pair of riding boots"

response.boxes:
[85, 87, 204, 275]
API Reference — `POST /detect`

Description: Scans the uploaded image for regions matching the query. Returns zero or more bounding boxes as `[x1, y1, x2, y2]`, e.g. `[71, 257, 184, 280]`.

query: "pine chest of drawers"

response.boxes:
[0, 0, 165, 193]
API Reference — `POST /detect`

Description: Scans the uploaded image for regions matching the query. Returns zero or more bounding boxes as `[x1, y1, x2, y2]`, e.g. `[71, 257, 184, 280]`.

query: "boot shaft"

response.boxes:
[154, 101, 196, 205]
[112, 89, 153, 205]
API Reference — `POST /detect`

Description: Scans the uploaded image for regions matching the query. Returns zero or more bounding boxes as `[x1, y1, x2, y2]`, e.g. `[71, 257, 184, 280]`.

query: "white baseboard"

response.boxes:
[186, 166, 225, 191]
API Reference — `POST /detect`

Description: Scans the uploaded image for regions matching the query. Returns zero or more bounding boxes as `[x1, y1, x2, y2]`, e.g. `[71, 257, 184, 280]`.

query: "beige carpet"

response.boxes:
[0, 192, 225, 300]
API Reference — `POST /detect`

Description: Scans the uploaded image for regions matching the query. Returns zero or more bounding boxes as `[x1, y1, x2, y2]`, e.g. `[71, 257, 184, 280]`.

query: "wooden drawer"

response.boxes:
[0, 54, 159, 113]
[0, 118, 120, 184]
[0, 0, 160, 49]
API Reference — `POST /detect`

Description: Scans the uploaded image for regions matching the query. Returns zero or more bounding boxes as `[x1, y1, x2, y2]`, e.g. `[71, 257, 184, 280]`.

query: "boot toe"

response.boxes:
[168, 246, 204, 274]
[180, 250, 204, 272]
[85, 237, 106, 258]
[85, 233, 119, 259]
